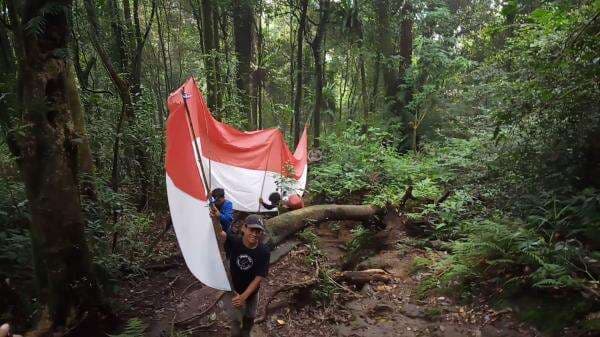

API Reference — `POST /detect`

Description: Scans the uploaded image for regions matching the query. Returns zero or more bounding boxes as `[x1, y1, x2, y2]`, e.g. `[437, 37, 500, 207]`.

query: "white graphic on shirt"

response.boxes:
[236, 254, 254, 271]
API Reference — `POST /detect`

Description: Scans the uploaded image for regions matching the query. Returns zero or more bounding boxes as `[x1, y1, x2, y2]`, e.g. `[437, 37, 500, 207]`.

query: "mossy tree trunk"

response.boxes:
[7, 0, 105, 328]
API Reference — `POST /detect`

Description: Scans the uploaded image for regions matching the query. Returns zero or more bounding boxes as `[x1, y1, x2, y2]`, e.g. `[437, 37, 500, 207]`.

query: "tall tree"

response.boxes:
[309, 0, 331, 148]
[293, 0, 308, 146]
[373, 0, 399, 112]
[5, 0, 106, 329]
[398, 0, 413, 149]
[233, 0, 255, 128]
[190, 0, 220, 113]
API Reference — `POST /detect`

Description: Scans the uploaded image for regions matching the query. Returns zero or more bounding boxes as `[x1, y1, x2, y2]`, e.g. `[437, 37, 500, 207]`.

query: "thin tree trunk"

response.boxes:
[294, 0, 308, 146]
[289, 11, 295, 120]
[156, 1, 171, 90]
[257, 2, 264, 128]
[213, 4, 223, 112]
[374, 0, 399, 113]
[370, 53, 381, 112]
[399, 0, 413, 147]
[233, 0, 255, 128]
[107, 0, 129, 73]
[84, 0, 135, 191]
[311, 0, 330, 148]
[339, 50, 350, 120]
[359, 54, 368, 121]
[0, 18, 13, 73]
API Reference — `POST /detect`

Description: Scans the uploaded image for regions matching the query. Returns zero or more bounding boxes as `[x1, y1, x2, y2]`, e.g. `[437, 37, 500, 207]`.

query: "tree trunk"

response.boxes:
[257, 1, 264, 128]
[399, 0, 413, 148]
[370, 52, 381, 112]
[233, 0, 255, 128]
[356, 55, 366, 114]
[373, 0, 399, 114]
[203, 0, 219, 113]
[66, 62, 97, 198]
[294, 0, 309, 146]
[156, 1, 171, 90]
[9, 0, 106, 328]
[213, 4, 223, 112]
[289, 12, 295, 125]
[311, 0, 330, 148]
[106, 0, 129, 74]
[265, 204, 382, 246]
[0, 17, 15, 75]
[191, 0, 219, 112]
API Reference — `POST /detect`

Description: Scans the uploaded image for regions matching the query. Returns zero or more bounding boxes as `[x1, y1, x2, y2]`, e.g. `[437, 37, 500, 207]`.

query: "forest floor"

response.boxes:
[113, 214, 587, 337]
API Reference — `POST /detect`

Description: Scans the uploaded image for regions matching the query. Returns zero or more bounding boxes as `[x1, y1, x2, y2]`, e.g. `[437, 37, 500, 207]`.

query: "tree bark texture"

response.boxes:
[200, 0, 220, 113]
[311, 0, 330, 148]
[233, 0, 255, 128]
[265, 204, 382, 246]
[9, 0, 105, 327]
[399, 0, 414, 148]
[294, 0, 308, 146]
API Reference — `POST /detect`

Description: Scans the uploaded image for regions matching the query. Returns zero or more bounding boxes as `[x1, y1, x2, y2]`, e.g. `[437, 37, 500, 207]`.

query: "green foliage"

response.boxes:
[298, 228, 323, 264]
[344, 225, 373, 261]
[108, 318, 147, 337]
[311, 268, 339, 304]
[478, 3, 600, 191]
[409, 256, 433, 275]
[297, 228, 339, 303]
[310, 123, 480, 206]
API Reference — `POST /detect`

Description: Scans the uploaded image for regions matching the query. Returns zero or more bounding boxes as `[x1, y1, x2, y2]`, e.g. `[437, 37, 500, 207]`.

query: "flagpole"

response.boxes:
[181, 88, 210, 191]
[181, 85, 234, 292]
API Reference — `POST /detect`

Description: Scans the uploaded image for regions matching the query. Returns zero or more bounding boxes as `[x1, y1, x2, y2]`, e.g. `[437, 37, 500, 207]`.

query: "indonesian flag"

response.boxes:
[165, 78, 308, 290]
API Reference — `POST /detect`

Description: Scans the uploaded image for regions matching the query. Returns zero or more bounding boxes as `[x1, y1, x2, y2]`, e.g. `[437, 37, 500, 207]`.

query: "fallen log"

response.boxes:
[265, 204, 383, 246]
[337, 269, 392, 285]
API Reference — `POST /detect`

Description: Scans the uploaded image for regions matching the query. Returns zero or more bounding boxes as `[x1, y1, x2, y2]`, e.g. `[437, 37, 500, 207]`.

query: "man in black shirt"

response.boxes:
[222, 214, 270, 337]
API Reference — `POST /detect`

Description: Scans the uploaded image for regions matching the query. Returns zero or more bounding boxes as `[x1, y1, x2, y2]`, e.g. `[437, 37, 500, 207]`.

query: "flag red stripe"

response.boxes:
[165, 94, 206, 200]
[167, 78, 308, 179]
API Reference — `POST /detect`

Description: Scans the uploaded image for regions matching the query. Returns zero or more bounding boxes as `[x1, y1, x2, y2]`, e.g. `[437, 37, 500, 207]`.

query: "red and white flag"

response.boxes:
[165, 78, 308, 290]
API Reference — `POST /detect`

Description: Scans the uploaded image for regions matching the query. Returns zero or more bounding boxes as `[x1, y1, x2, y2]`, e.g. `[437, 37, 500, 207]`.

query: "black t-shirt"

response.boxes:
[225, 232, 271, 294]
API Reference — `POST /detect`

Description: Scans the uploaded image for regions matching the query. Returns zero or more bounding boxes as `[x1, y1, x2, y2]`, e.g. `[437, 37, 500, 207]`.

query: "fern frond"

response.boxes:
[108, 318, 147, 337]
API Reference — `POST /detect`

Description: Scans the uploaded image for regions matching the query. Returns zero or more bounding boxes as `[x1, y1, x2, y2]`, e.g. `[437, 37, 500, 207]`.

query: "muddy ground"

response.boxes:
[113, 217, 589, 337]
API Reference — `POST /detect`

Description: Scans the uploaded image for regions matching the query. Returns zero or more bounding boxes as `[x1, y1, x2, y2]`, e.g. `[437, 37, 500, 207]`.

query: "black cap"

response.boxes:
[245, 214, 265, 231]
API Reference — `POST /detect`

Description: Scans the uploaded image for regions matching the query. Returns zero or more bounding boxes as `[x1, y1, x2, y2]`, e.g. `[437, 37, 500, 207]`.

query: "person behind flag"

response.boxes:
[259, 191, 281, 212]
[210, 188, 234, 233]
[220, 214, 270, 337]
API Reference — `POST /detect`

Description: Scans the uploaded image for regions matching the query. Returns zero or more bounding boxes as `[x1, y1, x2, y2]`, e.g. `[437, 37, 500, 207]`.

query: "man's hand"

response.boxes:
[259, 197, 264, 204]
[232, 293, 246, 308]
[220, 230, 227, 241]
[209, 205, 220, 219]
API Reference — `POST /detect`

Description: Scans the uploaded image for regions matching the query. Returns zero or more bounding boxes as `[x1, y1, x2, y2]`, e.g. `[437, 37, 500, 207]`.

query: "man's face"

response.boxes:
[242, 225, 262, 245]
[214, 196, 225, 207]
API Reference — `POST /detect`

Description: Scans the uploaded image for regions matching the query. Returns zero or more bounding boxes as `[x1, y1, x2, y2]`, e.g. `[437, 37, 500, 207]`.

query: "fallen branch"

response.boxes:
[178, 281, 201, 299]
[255, 258, 321, 324]
[336, 269, 392, 285]
[254, 278, 318, 324]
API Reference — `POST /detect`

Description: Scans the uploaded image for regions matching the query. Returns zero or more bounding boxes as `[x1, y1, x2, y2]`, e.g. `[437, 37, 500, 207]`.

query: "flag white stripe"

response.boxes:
[165, 175, 231, 291]
[193, 138, 308, 212]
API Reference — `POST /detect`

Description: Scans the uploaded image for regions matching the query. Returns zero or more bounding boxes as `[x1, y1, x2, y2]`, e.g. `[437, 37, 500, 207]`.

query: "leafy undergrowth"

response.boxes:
[310, 123, 600, 334]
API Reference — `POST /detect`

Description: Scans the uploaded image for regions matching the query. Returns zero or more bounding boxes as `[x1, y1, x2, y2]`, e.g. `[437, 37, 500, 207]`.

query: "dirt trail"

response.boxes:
[116, 220, 543, 337]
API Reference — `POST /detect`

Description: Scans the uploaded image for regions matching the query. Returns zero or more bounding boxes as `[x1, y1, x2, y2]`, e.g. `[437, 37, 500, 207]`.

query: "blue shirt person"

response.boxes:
[210, 188, 234, 232]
